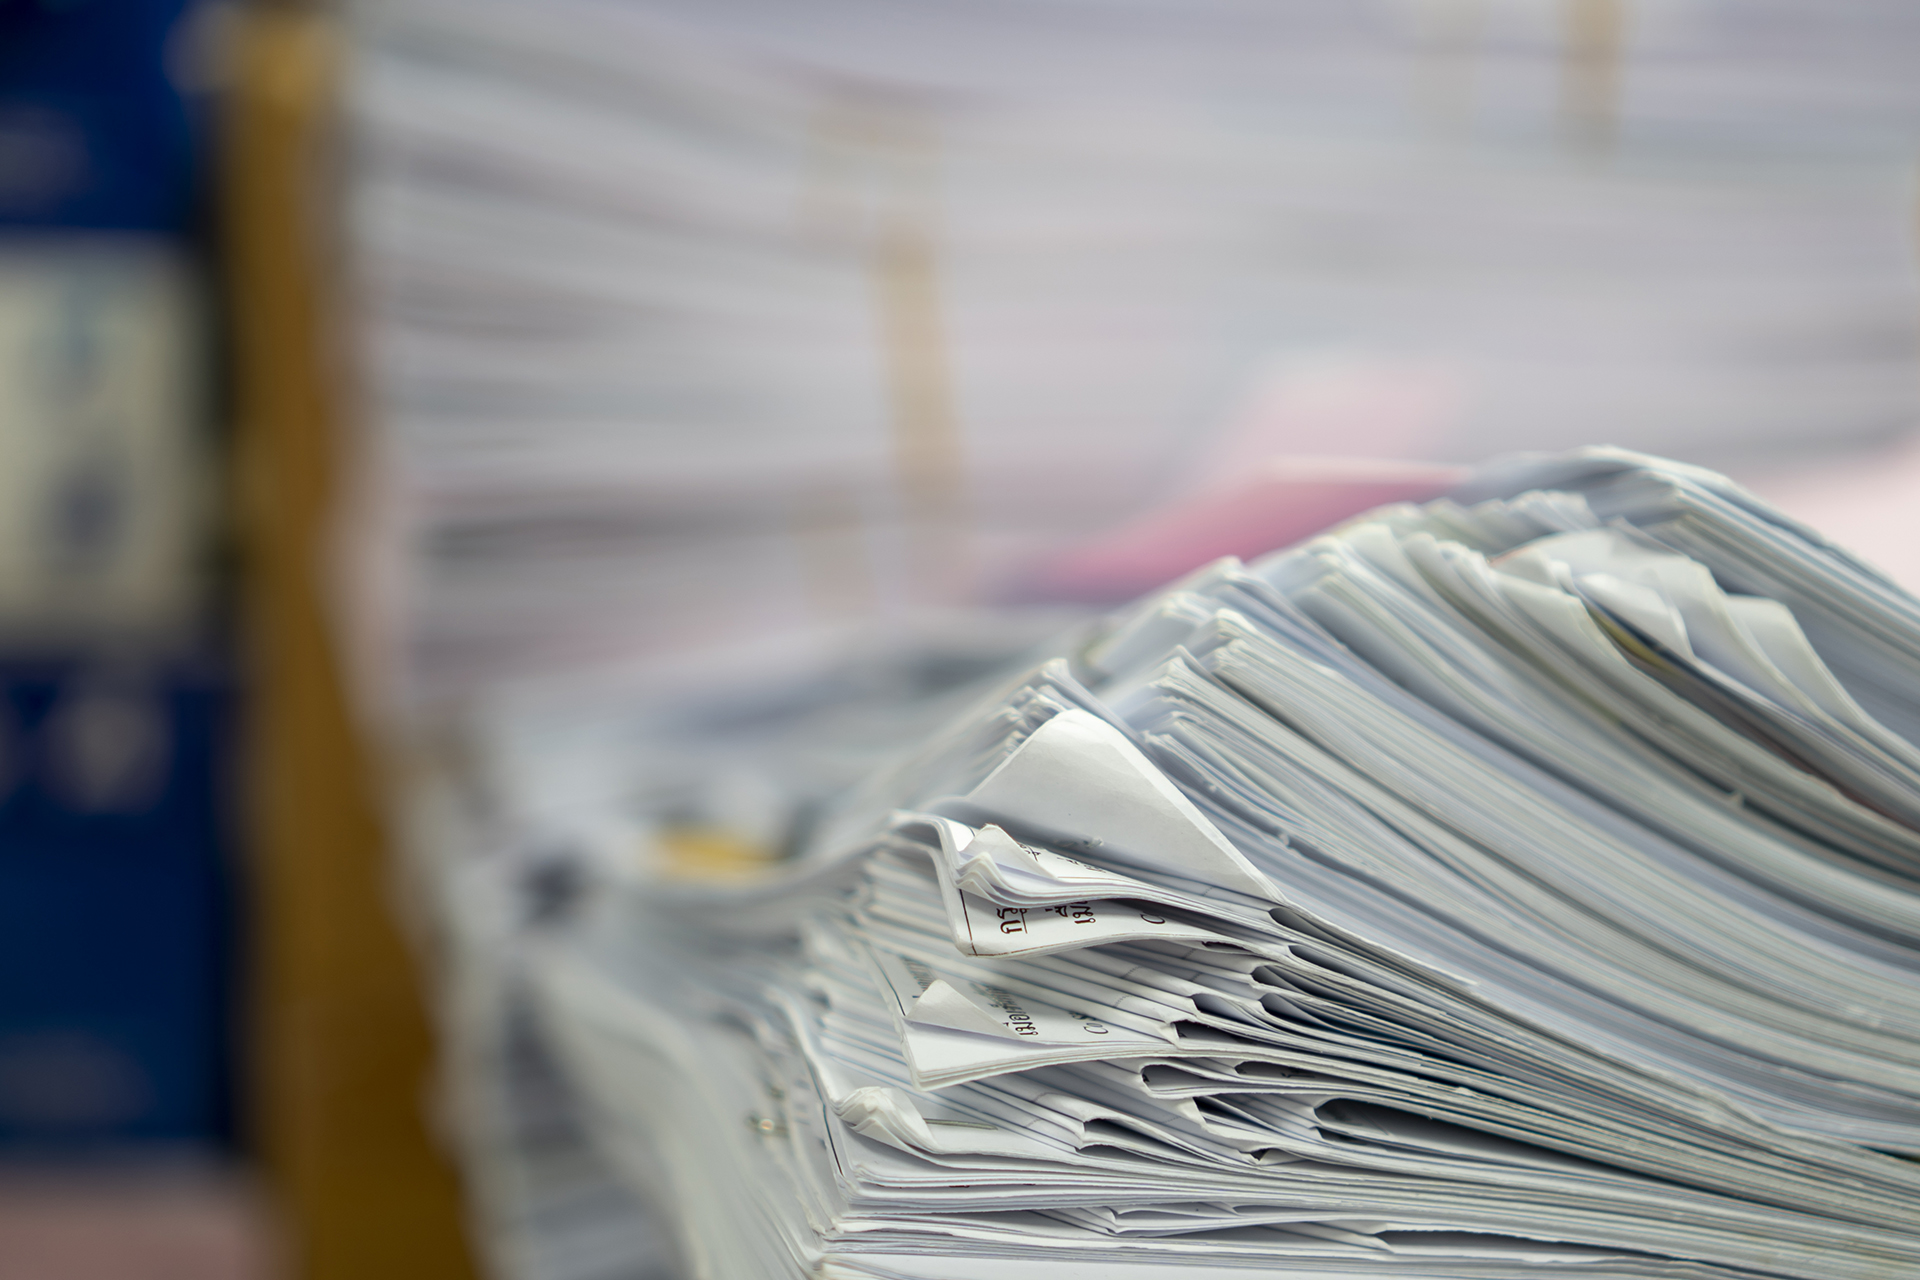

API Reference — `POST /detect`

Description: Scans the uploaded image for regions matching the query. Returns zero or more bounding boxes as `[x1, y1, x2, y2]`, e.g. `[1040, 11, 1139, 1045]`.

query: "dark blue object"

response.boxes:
[0, 0, 208, 231]
[0, 653, 237, 1152]
[0, 0, 232, 1155]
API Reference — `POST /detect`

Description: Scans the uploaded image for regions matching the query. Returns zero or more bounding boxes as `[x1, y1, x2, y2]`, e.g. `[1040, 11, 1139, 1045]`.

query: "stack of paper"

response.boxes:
[517, 449, 1920, 1279]
[404, 614, 1090, 1278]
[345, 0, 1920, 709]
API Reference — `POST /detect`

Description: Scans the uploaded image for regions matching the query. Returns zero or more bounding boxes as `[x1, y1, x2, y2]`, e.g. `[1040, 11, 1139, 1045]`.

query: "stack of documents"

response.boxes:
[517, 449, 1920, 1279]
[406, 614, 1089, 1278]
[345, 0, 1920, 709]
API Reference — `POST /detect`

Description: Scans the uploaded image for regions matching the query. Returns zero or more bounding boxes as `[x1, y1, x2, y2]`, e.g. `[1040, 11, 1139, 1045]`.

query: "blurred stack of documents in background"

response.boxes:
[337, 2, 1920, 1277]
[346, 0, 1920, 712]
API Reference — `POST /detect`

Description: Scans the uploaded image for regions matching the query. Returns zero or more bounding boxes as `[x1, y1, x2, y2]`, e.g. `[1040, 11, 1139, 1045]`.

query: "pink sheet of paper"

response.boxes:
[1019, 456, 1466, 602]
[1741, 436, 1920, 595]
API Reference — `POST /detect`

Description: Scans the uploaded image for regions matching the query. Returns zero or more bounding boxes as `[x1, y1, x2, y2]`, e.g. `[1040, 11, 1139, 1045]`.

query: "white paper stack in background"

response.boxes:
[344, 0, 1920, 711]
[495, 449, 1920, 1280]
